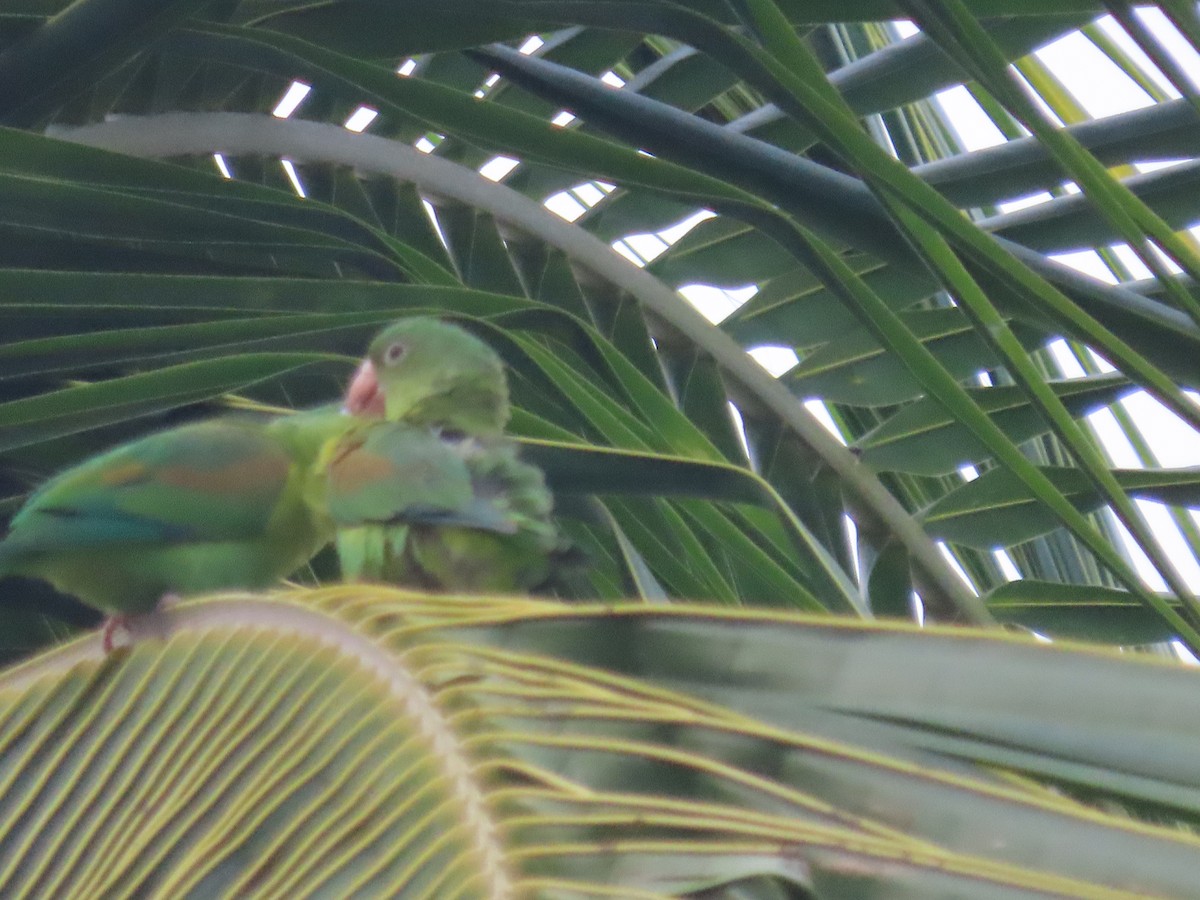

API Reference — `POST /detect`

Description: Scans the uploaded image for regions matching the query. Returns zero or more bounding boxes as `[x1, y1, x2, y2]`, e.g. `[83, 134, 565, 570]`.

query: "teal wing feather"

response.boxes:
[326, 424, 514, 533]
[4, 422, 295, 558]
[460, 438, 558, 541]
[328, 424, 566, 590]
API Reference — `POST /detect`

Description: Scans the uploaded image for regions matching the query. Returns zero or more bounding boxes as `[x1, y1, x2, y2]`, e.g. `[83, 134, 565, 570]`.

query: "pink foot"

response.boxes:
[100, 593, 181, 652]
[101, 615, 131, 654]
[158, 592, 183, 609]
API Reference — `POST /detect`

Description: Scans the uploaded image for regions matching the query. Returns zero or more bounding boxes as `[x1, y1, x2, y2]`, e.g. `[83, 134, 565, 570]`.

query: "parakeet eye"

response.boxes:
[383, 342, 407, 366]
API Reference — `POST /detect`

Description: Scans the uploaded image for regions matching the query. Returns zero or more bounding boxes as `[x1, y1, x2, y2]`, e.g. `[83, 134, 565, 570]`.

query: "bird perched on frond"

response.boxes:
[0, 409, 350, 650]
[335, 317, 570, 593]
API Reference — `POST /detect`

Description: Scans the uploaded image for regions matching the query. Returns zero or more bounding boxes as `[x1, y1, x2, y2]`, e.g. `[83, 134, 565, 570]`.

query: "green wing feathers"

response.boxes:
[7, 423, 294, 551]
[0, 419, 336, 615]
[325, 425, 477, 527]
[328, 424, 565, 591]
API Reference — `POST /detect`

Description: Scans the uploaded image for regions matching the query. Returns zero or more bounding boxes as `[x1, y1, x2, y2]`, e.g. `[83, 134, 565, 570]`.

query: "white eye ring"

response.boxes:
[383, 342, 406, 365]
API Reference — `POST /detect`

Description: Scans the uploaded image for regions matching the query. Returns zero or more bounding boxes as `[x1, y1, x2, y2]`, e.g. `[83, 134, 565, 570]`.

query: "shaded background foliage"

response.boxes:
[1, 0, 1198, 650]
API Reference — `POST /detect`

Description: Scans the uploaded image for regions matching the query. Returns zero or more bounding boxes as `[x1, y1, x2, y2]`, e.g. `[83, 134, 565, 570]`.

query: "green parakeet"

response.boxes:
[0, 410, 348, 649]
[338, 317, 570, 592]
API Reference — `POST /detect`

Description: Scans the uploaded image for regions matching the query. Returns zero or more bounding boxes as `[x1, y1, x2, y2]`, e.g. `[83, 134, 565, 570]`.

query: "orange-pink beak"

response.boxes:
[344, 359, 386, 417]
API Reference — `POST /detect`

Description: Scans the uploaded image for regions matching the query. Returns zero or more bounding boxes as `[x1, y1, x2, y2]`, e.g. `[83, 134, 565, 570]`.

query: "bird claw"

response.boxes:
[99, 593, 181, 653]
[158, 592, 183, 609]
[101, 615, 131, 654]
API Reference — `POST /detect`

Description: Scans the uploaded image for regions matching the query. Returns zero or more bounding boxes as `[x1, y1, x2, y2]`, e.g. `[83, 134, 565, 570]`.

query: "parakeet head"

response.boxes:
[345, 318, 510, 434]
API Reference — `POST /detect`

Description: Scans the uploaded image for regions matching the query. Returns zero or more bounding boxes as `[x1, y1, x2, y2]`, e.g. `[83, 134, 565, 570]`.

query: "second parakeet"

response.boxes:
[338, 317, 570, 592]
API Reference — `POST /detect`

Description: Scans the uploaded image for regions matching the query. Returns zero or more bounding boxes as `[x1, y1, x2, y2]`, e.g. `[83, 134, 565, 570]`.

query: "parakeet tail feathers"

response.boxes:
[386, 501, 518, 535]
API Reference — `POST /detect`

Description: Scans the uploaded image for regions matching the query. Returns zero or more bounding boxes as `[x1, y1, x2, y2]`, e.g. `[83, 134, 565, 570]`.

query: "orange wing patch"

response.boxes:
[100, 461, 149, 486]
[329, 448, 396, 495]
[157, 450, 290, 494]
